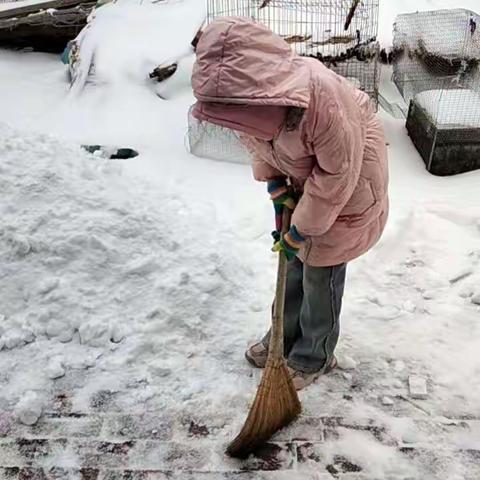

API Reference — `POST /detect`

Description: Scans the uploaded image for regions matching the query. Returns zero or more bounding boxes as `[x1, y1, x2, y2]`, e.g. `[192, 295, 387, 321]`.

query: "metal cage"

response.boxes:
[188, 0, 381, 165]
[206, 0, 381, 100]
[393, 9, 480, 175]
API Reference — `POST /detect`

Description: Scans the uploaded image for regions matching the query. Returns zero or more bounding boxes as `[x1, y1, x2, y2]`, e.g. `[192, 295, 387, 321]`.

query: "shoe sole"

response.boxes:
[293, 357, 338, 391]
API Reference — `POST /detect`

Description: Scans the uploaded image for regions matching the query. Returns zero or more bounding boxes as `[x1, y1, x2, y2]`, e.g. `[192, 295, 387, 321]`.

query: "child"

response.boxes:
[191, 17, 389, 390]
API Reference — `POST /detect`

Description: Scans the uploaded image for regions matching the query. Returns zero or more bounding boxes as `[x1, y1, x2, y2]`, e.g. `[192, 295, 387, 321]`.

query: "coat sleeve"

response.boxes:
[291, 93, 365, 237]
[238, 133, 284, 181]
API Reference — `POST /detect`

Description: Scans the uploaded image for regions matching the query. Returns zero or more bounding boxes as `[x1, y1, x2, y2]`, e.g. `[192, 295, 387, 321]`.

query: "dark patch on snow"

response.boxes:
[0, 467, 20, 479]
[18, 468, 47, 480]
[242, 443, 293, 471]
[16, 439, 51, 462]
[79, 468, 99, 480]
[188, 421, 209, 437]
[326, 455, 362, 477]
[51, 393, 73, 415]
[297, 442, 322, 464]
[90, 390, 117, 411]
[321, 416, 343, 427]
[97, 441, 135, 456]
[0, 413, 14, 436]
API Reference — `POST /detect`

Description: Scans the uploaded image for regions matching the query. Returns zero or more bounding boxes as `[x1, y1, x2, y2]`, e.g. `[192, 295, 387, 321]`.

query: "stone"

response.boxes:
[408, 376, 428, 400]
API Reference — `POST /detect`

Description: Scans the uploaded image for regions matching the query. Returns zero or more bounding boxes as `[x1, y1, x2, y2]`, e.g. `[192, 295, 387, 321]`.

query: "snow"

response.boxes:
[14, 391, 44, 425]
[415, 89, 480, 128]
[0, 0, 50, 13]
[0, 0, 480, 476]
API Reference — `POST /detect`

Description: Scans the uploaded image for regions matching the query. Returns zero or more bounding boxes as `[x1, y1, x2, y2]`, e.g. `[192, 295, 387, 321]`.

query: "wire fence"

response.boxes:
[190, 0, 381, 164]
[393, 8, 480, 175]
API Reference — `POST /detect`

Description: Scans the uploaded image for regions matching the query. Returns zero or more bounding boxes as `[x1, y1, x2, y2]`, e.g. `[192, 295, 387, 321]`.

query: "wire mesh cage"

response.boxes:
[207, 0, 380, 99]
[393, 9, 480, 175]
[187, 107, 251, 165]
[189, 0, 381, 165]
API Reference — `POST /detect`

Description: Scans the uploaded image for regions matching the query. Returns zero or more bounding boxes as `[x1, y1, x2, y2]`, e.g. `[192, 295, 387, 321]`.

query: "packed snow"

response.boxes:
[1, 0, 480, 477]
[415, 88, 480, 128]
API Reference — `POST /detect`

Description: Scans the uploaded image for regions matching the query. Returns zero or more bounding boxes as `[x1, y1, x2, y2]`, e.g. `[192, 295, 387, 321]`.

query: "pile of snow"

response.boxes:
[0, 122, 263, 418]
[415, 88, 480, 128]
[69, 0, 205, 92]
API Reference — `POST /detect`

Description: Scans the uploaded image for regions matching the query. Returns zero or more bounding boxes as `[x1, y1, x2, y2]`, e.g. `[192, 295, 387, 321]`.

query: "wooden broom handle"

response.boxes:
[269, 207, 292, 359]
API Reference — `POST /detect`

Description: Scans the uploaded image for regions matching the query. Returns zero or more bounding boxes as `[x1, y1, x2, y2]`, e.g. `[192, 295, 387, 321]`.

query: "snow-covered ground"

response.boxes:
[1, 0, 480, 477]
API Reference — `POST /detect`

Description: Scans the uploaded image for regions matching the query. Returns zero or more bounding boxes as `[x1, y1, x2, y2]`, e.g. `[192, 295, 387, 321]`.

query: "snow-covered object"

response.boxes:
[69, 0, 206, 93]
[408, 375, 428, 399]
[415, 89, 480, 129]
[14, 391, 43, 426]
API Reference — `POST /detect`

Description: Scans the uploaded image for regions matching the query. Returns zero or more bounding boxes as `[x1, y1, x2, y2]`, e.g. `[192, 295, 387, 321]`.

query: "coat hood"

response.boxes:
[192, 17, 311, 108]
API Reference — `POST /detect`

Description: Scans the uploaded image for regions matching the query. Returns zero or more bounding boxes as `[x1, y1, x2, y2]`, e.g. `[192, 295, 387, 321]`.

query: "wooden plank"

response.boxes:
[0, 0, 85, 20]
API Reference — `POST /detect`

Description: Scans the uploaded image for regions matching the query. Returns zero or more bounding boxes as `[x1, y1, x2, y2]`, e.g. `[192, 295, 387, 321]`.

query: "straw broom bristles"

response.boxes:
[226, 207, 301, 459]
[226, 355, 301, 458]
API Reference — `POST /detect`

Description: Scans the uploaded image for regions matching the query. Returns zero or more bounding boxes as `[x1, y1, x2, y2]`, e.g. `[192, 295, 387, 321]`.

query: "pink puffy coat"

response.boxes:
[192, 17, 389, 267]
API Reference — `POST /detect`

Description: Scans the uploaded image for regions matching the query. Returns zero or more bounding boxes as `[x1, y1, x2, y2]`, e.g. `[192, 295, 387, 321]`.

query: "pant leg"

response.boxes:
[287, 263, 347, 373]
[262, 256, 304, 356]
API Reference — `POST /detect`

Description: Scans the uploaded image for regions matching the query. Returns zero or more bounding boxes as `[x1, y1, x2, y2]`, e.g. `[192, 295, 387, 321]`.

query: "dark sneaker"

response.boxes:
[245, 342, 268, 368]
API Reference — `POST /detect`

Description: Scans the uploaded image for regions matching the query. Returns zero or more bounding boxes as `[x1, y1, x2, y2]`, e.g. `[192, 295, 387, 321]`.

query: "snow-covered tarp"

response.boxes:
[69, 0, 205, 93]
[415, 88, 480, 128]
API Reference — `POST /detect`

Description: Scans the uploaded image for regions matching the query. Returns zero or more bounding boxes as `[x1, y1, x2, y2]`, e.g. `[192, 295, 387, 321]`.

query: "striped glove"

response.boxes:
[267, 178, 296, 232]
[272, 226, 305, 261]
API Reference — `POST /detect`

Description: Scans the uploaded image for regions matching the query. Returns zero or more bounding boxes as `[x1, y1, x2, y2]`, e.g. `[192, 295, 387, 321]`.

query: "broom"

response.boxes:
[226, 207, 302, 459]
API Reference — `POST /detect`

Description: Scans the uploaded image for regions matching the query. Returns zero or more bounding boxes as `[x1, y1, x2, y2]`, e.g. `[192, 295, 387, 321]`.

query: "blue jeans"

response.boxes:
[262, 257, 347, 374]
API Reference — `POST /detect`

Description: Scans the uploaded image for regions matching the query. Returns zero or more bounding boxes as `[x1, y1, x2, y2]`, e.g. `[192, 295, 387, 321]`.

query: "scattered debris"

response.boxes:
[149, 63, 178, 82]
